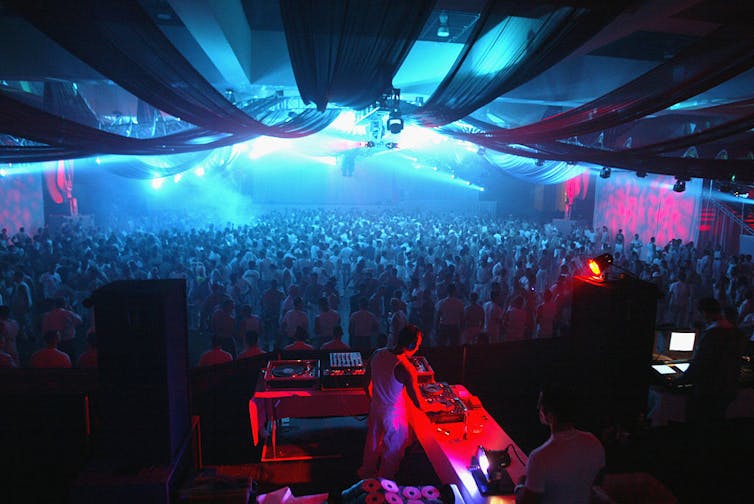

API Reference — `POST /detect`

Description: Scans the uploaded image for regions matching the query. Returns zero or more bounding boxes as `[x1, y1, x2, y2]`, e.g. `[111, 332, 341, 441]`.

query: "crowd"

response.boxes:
[0, 207, 747, 369]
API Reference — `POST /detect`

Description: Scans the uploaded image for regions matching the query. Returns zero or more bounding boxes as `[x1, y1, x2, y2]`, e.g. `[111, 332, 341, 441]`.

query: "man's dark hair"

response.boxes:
[245, 330, 259, 346]
[396, 324, 420, 351]
[294, 326, 308, 341]
[44, 330, 60, 345]
[698, 297, 721, 315]
[539, 382, 577, 424]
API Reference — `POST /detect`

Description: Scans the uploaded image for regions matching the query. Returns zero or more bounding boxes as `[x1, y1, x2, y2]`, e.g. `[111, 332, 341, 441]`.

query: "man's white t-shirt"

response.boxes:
[525, 429, 604, 504]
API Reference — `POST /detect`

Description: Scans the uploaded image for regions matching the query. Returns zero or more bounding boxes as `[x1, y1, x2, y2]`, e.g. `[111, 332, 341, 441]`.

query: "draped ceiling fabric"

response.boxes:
[0, 0, 752, 185]
[447, 20, 754, 183]
[280, 0, 435, 112]
[8, 0, 335, 138]
[463, 24, 754, 144]
[413, 0, 630, 127]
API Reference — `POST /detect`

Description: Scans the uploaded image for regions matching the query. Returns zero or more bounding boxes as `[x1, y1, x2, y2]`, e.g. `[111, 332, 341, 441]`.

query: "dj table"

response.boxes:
[249, 387, 370, 461]
[409, 384, 528, 504]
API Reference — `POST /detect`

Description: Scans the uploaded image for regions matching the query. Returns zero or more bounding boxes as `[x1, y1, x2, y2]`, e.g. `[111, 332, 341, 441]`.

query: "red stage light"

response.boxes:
[588, 259, 602, 276]
[588, 253, 613, 278]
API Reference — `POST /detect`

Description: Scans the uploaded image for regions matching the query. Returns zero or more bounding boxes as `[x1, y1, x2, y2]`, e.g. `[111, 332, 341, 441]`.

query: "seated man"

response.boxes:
[77, 332, 98, 368]
[238, 330, 265, 359]
[284, 326, 314, 351]
[30, 330, 72, 369]
[198, 334, 234, 367]
[515, 383, 604, 504]
[320, 325, 350, 350]
[0, 331, 18, 368]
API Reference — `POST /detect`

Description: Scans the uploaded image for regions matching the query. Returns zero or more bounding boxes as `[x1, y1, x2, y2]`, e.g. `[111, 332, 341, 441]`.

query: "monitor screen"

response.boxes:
[669, 331, 695, 352]
[652, 364, 677, 375]
[673, 362, 690, 372]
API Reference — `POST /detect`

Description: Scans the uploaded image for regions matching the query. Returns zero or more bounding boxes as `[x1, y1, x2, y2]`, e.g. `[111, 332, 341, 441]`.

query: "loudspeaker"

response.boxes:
[569, 276, 657, 428]
[92, 280, 190, 467]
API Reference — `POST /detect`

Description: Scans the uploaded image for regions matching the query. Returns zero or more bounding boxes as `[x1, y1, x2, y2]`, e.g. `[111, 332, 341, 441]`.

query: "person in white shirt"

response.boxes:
[483, 290, 504, 343]
[314, 296, 340, 348]
[358, 325, 425, 479]
[388, 297, 408, 347]
[434, 283, 465, 346]
[516, 383, 605, 504]
[280, 296, 309, 347]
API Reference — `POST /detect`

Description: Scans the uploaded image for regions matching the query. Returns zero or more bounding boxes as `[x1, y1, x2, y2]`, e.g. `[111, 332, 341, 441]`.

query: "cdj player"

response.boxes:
[420, 382, 467, 423]
[264, 360, 319, 389]
[409, 356, 435, 383]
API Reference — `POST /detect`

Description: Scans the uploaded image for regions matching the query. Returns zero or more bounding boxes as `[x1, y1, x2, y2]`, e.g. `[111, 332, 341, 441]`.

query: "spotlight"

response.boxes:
[387, 110, 403, 134]
[600, 167, 611, 179]
[437, 11, 450, 38]
[470, 445, 514, 495]
[365, 141, 375, 148]
[673, 178, 687, 193]
[636, 171, 647, 178]
[588, 253, 613, 278]
[535, 159, 545, 167]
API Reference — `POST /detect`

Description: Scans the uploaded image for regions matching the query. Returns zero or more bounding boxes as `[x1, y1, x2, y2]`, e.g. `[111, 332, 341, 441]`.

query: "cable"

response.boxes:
[506, 442, 527, 466]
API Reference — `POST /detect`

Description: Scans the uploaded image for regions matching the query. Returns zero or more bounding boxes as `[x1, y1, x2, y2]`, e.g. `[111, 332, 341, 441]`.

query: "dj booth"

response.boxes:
[249, 353, 528, 502]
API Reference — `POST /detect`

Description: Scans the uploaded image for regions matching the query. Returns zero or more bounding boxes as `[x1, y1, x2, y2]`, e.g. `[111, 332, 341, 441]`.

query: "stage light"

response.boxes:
[385, 142, 398, 149]
[636, 170, 647, 178]
[588, 253, 613, 277]
[151, 178, 165, 190]
[387, 110, 403, 134]
[173, 173, 183, 183]
[673, 178, 687, 193]
[470, 445, 514, 495]
[535, 159, 545, 167]
[194, 167, 205, 177]
[437, 11, 450, 38]
[365, 141, 376, 148]
[599, 167, 611, 179]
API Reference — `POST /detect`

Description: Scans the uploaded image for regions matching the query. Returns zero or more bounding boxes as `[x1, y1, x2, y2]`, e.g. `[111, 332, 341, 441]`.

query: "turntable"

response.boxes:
[264, 360, 319, 389]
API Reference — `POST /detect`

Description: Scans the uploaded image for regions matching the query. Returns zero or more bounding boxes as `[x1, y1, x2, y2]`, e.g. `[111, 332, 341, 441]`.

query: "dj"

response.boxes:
[358, 324, 426, 479]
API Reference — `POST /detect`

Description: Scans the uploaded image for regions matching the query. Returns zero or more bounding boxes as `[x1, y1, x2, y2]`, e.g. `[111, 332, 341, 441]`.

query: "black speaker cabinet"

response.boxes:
[92, 280, 189, 467]
[570, 275, 657, 428]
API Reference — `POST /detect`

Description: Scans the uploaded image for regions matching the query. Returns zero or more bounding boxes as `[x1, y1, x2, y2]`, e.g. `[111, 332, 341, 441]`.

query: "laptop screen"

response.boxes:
[669, 331, 695, 352]
[673, 362, 690, 372]
[652, 364, 677, 375]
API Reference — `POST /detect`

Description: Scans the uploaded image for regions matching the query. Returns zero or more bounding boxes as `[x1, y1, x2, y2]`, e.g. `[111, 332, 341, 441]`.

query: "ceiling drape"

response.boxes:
[412, 0, 629, 127]
[8, 0, 336, 138]
[280, 0, 435, 112]
[463, 25, 754, 144]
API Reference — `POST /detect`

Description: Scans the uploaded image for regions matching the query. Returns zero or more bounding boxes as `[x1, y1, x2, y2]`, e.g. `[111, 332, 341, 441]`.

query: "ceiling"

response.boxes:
[0, 0, 753, 182]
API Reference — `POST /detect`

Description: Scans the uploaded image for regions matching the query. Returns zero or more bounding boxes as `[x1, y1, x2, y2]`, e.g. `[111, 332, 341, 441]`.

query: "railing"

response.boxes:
[698, 190, 754, 255]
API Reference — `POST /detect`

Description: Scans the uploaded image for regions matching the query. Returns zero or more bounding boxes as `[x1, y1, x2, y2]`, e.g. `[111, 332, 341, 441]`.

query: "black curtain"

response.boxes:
[9, 0, 335, 138]
[280, 0, 435, 111]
